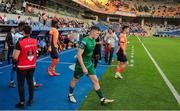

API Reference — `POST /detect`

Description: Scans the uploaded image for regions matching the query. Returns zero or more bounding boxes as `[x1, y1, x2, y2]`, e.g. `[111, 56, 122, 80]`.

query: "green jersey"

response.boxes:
[79, 36, 96, 62]
[74, 36, 96, 79]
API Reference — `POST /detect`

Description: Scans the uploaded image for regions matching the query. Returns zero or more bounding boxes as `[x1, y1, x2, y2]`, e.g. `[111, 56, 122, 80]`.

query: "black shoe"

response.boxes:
[9, 82, 16, 88]
[27, 100, 33, 106]
[34, 83, 43, 89]
[15, 102, 25, 109]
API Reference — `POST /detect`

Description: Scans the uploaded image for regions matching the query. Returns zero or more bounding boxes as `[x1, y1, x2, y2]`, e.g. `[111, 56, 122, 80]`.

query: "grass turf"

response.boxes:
[79, 36, 180, 110]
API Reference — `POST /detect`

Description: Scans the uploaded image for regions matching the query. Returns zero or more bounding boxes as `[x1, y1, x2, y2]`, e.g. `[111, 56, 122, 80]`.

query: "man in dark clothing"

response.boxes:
[93, 36, 102, 68]
[5, 27, 15, 64]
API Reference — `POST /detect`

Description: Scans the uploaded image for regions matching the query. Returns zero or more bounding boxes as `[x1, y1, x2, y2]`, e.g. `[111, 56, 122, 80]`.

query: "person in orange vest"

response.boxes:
[47, 20, 61, 76]
[115, 26, 129, 79]
[13, 25, 37, 109]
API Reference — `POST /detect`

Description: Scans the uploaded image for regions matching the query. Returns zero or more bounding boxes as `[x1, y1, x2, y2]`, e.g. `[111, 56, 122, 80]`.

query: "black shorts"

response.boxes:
[50, 47, 58, 59]
[117, 48, 127, 62]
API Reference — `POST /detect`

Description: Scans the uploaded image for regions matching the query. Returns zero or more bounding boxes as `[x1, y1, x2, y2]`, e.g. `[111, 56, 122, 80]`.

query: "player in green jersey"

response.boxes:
[68, 26, 114, 105]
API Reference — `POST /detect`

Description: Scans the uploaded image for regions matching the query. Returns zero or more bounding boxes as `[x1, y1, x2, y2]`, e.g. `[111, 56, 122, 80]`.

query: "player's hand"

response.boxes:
[82, 67, 88, 75]
[48, 46, 51, 52]
[58, 45, 63, 52]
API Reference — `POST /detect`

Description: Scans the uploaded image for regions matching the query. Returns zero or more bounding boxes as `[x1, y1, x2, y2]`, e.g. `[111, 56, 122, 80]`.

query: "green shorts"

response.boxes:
[73, 62, 96, 79]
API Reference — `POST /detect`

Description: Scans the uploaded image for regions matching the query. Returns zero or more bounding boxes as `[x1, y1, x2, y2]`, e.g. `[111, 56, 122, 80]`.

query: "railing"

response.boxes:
[26, 2, 46, 10]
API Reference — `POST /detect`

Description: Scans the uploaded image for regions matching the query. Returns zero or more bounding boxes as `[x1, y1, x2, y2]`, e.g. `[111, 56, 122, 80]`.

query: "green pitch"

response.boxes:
[79, 36, 180, 110]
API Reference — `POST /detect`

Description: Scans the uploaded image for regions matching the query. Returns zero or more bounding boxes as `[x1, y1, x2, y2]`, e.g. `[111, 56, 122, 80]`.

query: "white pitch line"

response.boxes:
[38, 61, 117, 67]
[137, 37, 180, 105]
[0, 49, 77, 70]
[99, 64, 116, 67]
[129, 45, 135, 67]
[129, 64, 134, 67]
[0, 64, 12, 69]
[69, 64, 75, 71]
[74, 55, 77, 58]
[38, 61, 74, 65]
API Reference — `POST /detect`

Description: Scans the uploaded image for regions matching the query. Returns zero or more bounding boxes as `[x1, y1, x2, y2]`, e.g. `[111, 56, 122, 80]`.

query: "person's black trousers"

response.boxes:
[7, 46, 13, 64]
[16, 68, 35, 102]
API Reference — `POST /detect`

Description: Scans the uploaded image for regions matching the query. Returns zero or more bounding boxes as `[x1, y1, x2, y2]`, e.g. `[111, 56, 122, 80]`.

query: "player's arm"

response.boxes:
[77, 48, 88, 74]
[48, 34, 53, 52]
[116, 37, 121, 53]
[119, 40, 126, 56]
[53, 35, 58, 48]
[49, 34, 52, 47]
[77, 40, 88, 74]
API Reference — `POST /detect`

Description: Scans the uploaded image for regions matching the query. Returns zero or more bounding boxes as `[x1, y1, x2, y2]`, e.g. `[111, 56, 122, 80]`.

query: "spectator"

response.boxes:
[5, 27, 15, 64]
[22, 0, 27, 12]
[2, 14, 8, 24]
[93, 35, 103, 68]
[104, 28, 118, 65]
[38, 38, 47, 55]
[68, 31, 75, 49]
[16, 16, 21, 24]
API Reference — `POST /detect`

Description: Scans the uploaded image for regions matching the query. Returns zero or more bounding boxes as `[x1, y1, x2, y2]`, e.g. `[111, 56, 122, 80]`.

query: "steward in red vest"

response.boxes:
[13, 25, 37, 109]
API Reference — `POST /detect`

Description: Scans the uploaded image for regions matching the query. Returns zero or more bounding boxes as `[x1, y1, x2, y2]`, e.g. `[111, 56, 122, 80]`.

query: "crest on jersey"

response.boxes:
[27, 49, 34, 61]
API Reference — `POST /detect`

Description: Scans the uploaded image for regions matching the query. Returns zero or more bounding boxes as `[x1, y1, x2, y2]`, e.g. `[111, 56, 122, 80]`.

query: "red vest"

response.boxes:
[17, 37, 37, 70]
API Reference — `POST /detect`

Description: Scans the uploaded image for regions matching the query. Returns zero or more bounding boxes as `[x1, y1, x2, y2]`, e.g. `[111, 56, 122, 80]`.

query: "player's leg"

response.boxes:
[115, 50, 124, 78]
[115, 48, 128, 79]
[115, 62, 124, 79]
[51, 58, 60, 75]
[48, 50, 60, 76]
[68, 77, 79, 103]
[88, 74, 114, 105]
[68, 71, 83, 103]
